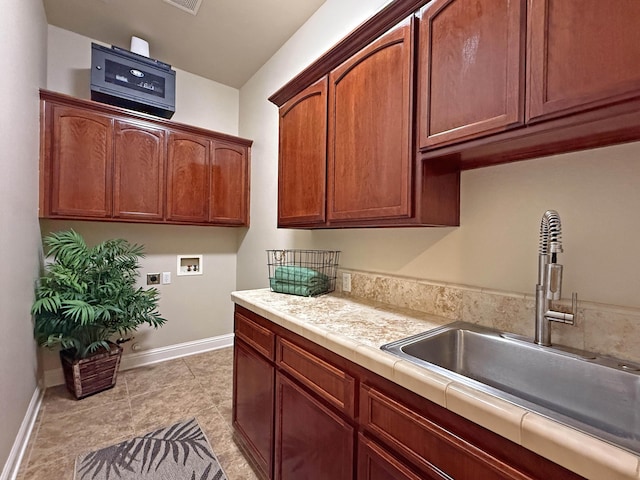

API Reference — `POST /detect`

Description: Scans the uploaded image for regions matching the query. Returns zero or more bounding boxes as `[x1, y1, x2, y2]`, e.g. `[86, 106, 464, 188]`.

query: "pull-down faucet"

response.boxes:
[534, 210, 578, 346]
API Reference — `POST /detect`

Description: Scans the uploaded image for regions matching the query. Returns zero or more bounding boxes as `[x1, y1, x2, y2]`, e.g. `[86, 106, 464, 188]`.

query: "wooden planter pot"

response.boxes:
[60, 342, 123, 399]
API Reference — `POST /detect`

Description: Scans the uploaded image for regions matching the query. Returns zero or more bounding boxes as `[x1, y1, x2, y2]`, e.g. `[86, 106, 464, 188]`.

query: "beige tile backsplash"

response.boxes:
[337, 269, 640, 364]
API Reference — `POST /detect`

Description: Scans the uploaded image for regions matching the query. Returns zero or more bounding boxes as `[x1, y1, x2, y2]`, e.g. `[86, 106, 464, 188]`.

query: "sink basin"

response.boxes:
[381, 321, 640, 455]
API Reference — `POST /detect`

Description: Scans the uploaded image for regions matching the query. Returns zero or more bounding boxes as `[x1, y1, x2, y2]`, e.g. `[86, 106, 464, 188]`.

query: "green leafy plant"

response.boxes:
[31, 229, 166, 359]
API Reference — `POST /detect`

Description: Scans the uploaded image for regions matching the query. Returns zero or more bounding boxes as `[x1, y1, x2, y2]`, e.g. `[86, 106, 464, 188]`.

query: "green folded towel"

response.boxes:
[269, 278, 329, 297]
[274, 266, 329, 285]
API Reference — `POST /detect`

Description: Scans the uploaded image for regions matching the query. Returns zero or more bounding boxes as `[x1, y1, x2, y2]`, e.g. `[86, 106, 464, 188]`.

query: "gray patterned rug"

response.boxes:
[74, 418, 227, 480]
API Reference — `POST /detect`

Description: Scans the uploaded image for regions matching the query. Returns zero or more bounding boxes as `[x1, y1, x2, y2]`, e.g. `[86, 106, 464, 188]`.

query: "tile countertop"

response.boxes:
[231, 289, 640, 480]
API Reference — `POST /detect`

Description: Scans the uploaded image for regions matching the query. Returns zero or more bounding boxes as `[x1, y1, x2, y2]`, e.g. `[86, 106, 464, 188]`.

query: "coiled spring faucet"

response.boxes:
[535, 210, 578, 346]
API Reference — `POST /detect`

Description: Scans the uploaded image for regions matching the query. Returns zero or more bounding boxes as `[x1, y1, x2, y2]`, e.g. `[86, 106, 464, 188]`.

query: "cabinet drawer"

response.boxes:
[235, 312, 275, 360]
[360, 384, 529, 480]
[358, 433, 440, 480]
[276, 337, 355, 417]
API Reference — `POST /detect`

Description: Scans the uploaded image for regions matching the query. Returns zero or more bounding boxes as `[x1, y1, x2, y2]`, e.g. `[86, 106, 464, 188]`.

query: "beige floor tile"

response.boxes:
[29, 398, 133, 466]
[216, 397, 233, 427]
[129, 377, 214, 433]
[122, 358, 195, 396]
[20, 349, 254, 479]
[217, 441, 260, 480]
[18, 455, 76, 480]
[196, 407, 235, 453]
[185, 347, 234, 379]
[199, 372, 233, 406]
[42, 381, 129, 416]
[15, 406, 45, 479]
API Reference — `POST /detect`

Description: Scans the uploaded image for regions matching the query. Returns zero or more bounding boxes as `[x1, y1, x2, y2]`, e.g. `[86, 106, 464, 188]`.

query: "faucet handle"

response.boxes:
[546, 292, 578, 325]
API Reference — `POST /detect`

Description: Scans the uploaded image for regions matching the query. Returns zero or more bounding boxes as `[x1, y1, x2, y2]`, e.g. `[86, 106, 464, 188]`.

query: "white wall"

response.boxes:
[238, 0, 640, 311]
[0, 0, 47, 474]
[42, 26, 244, 374]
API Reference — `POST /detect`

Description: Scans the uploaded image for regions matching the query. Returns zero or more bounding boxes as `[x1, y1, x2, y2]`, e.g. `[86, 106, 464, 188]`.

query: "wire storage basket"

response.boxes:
[267, 249, 340, 297]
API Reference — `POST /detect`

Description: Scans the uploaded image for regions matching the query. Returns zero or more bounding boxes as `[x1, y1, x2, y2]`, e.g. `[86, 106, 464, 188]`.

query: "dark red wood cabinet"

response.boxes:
[275, 18, 460, 228]
[210, 139, 250, 225]
[273, 0, 640, 196]
[232, 304, 584, 480]
[328, 20, 413, 223]
[417, 0, 640, 167]
[527, 0, 640, 123]
[275, 372, 354, 480]
[166, 131, 210, 223]
[46, 105, 113, 218]
[233, 310, 276, 479]
[357, 434, 437, 480]
[113, 120, 165, 221]
[40, 90, 251, 227]
[277, 78, 328, 227]
[417, 0, 526, 149]
[233, 340, 275, 478]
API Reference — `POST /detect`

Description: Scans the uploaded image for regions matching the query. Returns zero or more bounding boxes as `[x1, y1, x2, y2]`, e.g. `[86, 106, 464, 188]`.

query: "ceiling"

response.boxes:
[42, 0, 327, 88]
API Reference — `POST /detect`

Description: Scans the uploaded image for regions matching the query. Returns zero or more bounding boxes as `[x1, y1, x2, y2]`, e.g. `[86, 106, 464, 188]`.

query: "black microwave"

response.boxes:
[90, 43, 176, 119]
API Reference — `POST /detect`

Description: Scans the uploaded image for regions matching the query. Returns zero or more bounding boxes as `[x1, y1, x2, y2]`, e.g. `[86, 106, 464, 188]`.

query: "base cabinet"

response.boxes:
[357, 434, 435, 480]
[232, 305, 584, 480]
[275, 372, 354, 480]
[233, 340, 274, 479]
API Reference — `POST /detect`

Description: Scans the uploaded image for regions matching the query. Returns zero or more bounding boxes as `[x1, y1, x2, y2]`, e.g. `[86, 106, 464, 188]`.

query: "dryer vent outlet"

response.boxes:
[163, 0, 203, 15]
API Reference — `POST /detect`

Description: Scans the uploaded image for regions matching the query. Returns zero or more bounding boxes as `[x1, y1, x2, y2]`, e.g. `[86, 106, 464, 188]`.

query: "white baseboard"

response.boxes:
[0, 387, 43, 480]
[43, 333, 235, 388]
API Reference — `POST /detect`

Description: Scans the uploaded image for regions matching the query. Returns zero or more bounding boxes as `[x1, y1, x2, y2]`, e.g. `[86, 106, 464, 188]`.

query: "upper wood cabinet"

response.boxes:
[40, 90, 251, 227]
[273, 18, 460, 228]
[278, 78, 327, 227]
[210, 140, 250, 225]
[417, 0, 526, 149]
[166, 132, 210, 223]
[273, 0, 640, 176]
[527, 0, 640, 122]
[328, 20, 413, 222]
[46, 105, 113, 218]
[113, 120, 165, 221]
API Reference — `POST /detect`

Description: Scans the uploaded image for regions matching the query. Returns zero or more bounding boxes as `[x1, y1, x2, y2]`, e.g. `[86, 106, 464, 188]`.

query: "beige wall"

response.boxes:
[237, 0, 393, 290]
[238, 0, 640, 313]
[47, 25, 240, 135]
[42, 27, 244, 373]
[0, 0, 47, 473]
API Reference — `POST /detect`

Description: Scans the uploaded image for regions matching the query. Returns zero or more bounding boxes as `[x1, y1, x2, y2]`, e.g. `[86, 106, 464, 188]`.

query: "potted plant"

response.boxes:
[31, 229, 166, 399]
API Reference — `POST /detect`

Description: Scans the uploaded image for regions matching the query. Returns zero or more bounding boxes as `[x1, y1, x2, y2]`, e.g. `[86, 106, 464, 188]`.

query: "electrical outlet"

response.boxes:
[146, 273, 160, 285]
[342, 273, 351, 293]
[162, 272, 171, 284]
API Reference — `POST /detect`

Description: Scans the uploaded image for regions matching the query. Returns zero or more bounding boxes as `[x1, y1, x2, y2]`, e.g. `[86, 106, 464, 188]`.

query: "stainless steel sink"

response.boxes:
[381, 321, 640, 455]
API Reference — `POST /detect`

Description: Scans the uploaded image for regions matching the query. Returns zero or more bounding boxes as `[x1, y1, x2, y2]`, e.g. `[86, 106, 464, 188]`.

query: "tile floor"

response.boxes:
[17, 347, 260, 480]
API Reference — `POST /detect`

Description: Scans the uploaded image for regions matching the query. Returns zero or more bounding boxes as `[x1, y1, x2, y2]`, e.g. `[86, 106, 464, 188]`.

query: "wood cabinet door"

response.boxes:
[48, 105, 113, 217]
[527, 0, 640, 123]
[418, 0, 525, 149]
[113, 120, 165, 221]
[328, 20, 413, 222]
[278, 77, 327, 227]
[275, 372, 354, 480]
[233, 340, 275, 479]
[357, 434, 443, 480]
[166, 131, 210, 223]
[209, 139, 249, 225]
